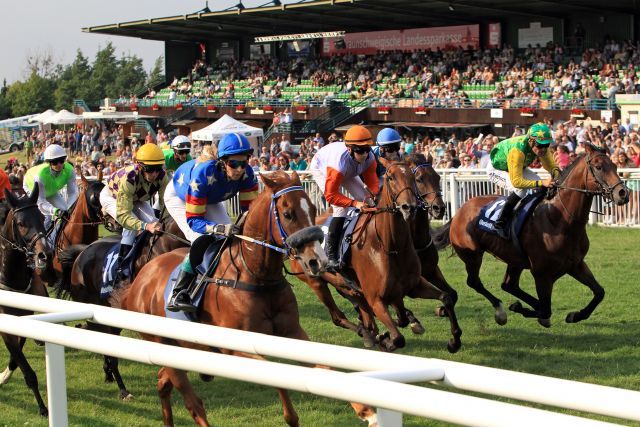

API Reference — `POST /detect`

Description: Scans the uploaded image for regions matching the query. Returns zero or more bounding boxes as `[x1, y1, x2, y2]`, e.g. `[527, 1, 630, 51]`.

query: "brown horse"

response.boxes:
[433, 143, 630, 327]
[115, 171, 376, 426]
[0, 187, 52, 416]
[293, 158, 461, 353]
[60, 213, 188, 399]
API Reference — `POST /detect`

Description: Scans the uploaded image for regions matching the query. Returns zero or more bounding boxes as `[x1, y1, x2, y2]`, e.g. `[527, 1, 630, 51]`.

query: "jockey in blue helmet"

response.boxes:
[372, 127, 403, 187]
[164, 132, 259, 312]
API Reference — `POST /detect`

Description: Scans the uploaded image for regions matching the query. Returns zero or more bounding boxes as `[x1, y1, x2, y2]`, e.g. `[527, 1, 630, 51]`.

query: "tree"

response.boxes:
[24, 47, 59, 79]
[88, 43, 118, 104]
[0, 79, 11, 119]
[147, 55, 165, 86]
[7, 72, 55, 116]
[54, 50, 92, 110]
[113, 54, 147, 98]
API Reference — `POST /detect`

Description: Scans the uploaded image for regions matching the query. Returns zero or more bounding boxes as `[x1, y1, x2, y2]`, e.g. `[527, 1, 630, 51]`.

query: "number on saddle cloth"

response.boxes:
[321, 210, 360, 267]
[477, 192, 545, 238]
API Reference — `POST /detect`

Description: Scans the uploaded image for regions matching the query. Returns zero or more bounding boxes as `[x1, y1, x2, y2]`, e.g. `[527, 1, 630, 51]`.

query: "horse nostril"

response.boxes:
[37, 252, 47, 260]
[401, 204, 410, 211]
[619, 189, 628, 199]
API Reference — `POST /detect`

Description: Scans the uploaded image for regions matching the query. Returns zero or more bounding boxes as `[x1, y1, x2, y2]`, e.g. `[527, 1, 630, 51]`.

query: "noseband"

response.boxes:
[412, 163, 443, 213]
[555, 152, 627, 203]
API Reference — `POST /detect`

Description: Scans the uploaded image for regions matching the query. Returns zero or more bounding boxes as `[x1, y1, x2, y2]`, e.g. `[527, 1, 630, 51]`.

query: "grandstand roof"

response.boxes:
[83, 0, 638, 43]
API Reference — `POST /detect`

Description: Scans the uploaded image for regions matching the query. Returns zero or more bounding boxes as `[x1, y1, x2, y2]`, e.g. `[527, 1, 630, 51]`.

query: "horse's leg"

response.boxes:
[87, 322, 133, 399]
[423, 262, 458, 317]
[531, 273, 556, 328]
[461, 250, 507, 325]
[368, 298, 405, 352]
[307, 279, 359, 332]
[500, 265, 541, 313]
[160, 366, 208, 427]
[565, 260, 605, 324]
[1, 334, 47, 416]
[409, 277, 462, 353]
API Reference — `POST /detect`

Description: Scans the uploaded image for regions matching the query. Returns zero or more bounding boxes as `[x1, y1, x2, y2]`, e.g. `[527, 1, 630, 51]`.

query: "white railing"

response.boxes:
[223, 169, 640, 227]
[1, 291, 639, 427]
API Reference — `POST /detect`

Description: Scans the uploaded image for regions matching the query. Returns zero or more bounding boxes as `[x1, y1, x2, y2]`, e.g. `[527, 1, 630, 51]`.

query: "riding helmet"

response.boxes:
[217, 133, 253, 158]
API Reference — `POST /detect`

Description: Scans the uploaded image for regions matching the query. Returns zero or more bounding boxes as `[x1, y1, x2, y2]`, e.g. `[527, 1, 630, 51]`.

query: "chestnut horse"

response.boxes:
[116, 171, 376, 426]
[292, 158, 461, 353]
[0, 187, 51, 416]
[61, 213, 188, 399]
[433, 143, 630, 327]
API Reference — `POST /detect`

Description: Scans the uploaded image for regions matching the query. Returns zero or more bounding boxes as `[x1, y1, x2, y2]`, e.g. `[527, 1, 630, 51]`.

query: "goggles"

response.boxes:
[225, 159, 249, 169]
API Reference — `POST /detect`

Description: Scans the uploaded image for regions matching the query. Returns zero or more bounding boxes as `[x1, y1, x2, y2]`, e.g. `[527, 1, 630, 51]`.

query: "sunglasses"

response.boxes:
[49, 158, 66, 165]
[351, 146, 371, 155]
[225, 159, 249, 169]
[382, 145, 400, 153]
[142, 166, 163, 174]
[535, 143, 549, 149]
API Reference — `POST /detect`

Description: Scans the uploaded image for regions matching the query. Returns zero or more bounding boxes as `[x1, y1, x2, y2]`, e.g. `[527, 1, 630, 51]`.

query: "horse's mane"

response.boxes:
[404, 152, 432, 166]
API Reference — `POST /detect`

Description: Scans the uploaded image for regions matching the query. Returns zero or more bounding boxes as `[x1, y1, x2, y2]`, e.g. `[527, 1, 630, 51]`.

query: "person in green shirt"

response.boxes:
[24, 135, 35, 165]
[289, 153, 307, 171]
[23, 144, 79, 245]
[163, 135, 192, 174]
[487, 122, 561, 238]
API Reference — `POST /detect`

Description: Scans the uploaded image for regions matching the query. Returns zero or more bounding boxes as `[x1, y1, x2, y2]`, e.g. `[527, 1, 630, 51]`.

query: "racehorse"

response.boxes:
[0, 187, 52, 416]
[61, 212, 189, 400]
[433, 143, 630, 327]
[114, 171, 376, 426]
[293, 158, 461, 353]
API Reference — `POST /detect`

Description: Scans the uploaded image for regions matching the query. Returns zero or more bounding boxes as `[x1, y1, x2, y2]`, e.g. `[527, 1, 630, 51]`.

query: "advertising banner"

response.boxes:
[322, 25, 479, 56]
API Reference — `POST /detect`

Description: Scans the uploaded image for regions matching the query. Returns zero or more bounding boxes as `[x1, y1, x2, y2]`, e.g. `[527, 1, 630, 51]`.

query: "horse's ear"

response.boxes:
[290, 170, 301, 185]
[81, 173, 89, 188]
[426, 153, 434, 164]
[260, 172, 277, 190]
[4, 189, 17, 208]
[29, 184, 39, 204]
[378, 156, 391, 169]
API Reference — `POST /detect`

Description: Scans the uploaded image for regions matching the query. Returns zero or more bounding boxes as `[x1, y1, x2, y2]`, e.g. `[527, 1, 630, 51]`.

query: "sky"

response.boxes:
[1, 0, 281, 84]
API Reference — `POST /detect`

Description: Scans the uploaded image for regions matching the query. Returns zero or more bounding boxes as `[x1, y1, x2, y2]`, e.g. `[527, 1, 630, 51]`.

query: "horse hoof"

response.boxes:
[509, 301, 523, 313]
[447, 340, 461, 354]
[495, 304, 508, 325]
[362, 334, 376, 349]
[410, 321, 425, 335]
[538, 318, 551, 328]
[434, 306, 447, 317]
[200, 373, 213, 382]
[0, 367, 14, 385]
[120, 391, 134, 401]
[39, 407, 48, 417]
[566, 312, 579, 323]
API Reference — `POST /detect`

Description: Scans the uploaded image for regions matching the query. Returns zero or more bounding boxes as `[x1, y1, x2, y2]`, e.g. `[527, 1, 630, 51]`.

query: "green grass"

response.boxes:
[1, 226, 639, 426]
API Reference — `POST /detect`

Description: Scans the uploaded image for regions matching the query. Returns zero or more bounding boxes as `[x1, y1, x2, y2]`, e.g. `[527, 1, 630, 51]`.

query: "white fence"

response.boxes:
[224, 169, 640, 227]
[1, 291, 639, 427]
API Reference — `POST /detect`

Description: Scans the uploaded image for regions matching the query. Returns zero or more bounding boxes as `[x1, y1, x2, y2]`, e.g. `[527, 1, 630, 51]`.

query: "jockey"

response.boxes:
[23, 144, 79, 245]
[372, 127, 403, 187]
[164, 132, 259, 312]
[488, 122, 561, 238]
[163, 135, 193, 173]
[99, 143, 168, 282]
[310, 125, 378, 271]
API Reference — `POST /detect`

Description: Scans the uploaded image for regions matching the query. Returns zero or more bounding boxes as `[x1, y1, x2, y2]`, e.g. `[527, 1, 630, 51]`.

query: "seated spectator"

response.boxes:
[289, 153, 307, 171]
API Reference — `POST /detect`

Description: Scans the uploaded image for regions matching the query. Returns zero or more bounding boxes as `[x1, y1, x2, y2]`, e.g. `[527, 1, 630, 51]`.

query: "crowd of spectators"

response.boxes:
[118, 39, 640, 109]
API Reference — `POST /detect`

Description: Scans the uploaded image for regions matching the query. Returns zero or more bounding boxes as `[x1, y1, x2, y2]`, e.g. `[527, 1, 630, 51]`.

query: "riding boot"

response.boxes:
[325, 216, 346, 272]
[494, 193, 521, 239]
[167, 268, 197, 313]
[114, 244, 133, 284]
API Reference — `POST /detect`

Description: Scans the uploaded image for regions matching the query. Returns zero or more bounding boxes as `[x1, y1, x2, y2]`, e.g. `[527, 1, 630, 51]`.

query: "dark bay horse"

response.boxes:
[0, 187, 52, 416]
[293, 158, 461, 353]
[115, 171, 376, 427]
[61, 212, 188, 399]
[433, 143, 630, 327]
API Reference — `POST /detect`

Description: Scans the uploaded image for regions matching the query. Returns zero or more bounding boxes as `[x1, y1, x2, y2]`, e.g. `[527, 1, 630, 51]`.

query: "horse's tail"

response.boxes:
[55, 244, 87, 299]
[431, 220, 452, 250]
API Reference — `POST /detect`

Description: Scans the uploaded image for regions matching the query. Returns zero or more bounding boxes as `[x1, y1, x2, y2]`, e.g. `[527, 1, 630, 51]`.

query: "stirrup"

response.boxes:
[167, 291, 197, 313]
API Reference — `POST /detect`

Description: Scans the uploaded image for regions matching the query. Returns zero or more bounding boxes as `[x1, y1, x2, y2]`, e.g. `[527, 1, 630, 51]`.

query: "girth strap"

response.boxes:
[207, 277, 288, 293]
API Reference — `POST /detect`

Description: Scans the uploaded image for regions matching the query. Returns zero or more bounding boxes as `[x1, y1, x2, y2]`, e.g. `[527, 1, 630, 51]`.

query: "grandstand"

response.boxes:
[82, 0, 640, 139]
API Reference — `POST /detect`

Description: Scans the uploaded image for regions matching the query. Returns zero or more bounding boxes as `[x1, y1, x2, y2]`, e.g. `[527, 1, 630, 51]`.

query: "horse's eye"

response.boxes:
[283, 211, 292, 220]
[387, 175, 393, 181]
[595, 165, 602, 171]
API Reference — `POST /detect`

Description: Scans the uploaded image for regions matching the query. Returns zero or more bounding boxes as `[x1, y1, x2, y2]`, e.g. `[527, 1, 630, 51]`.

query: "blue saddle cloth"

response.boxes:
[163, 266, 208, 322]
[477, 192, 545, 240]
[99, 232, 149, 300]
[321, 210, 360, 266]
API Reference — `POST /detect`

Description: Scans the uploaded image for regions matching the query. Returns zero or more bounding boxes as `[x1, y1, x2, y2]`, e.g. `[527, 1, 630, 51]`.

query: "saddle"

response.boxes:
[477, 191, 545, 249]
[322, 210, 360, 269]
[99, 232, 150, 299]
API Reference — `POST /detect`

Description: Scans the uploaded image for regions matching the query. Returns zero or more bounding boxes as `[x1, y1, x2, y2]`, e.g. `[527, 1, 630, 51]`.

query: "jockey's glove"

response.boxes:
[364, 197, 376, 208]
[212, 223, 240, 237]
[53, 208, 68, 218]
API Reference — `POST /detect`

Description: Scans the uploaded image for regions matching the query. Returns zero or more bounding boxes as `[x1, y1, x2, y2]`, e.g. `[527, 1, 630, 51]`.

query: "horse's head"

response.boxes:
[81, 175, 106, 222]
[261, 171, 327, 277]
[4, 186, 50, 273]
[0, 198, 9, 227]
[405, 152, 445, 219]
[581, 143, 630, 206]
[378, 157, 418, 222]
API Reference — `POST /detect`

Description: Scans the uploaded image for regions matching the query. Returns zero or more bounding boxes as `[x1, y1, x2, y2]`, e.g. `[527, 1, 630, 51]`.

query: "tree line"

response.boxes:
[0, 42, 164, 119]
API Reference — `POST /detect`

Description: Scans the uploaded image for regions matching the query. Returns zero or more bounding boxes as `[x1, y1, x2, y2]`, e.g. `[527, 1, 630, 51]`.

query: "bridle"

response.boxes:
[0, 203, 47, 270]
[411, 163, 443, 214]
[371, 166, 419, 214]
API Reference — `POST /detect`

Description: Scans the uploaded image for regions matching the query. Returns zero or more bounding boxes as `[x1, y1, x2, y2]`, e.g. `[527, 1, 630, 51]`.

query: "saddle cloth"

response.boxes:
[99, 231, 150, 299]
[321, 209, 361, 267]
[477, 192, 545, 240]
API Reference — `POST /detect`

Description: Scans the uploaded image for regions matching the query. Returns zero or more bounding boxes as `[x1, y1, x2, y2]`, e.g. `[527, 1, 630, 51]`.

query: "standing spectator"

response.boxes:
[279, 134, 292, 157]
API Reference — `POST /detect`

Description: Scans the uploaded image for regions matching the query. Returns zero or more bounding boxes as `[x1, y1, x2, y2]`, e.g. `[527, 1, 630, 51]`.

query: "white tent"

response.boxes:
[29, 109, 57, 123]
[191, 114, 264, 151]
[44, 109, 81, 125]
